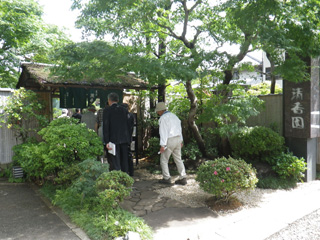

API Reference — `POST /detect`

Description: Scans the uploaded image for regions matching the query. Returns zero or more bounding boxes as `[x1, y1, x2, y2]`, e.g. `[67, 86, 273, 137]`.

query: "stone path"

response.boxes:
[120, 177, 191, 218]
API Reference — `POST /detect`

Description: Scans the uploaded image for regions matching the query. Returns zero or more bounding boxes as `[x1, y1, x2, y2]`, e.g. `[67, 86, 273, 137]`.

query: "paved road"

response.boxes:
[0, 183, 87, 240]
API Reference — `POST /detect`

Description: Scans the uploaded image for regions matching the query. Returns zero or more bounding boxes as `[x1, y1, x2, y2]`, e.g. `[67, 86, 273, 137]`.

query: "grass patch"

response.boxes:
[40, 182, 62, 200]
[40, 182, 153, 240]
[257, 176, 297, 189]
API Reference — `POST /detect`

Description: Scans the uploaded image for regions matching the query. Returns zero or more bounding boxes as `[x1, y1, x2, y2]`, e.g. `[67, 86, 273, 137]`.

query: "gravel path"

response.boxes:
[266, 208, 320, 240]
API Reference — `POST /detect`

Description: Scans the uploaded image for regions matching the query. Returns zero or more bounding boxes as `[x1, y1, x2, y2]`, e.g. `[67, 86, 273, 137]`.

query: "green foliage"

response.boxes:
[0, 0, 70, 88]
[145, 137, 160, 164]
[0, 88, 49, 142]
[54, 164, 82, 186]
[181, 140, 203, 161]
[230, 126, 285, 163]
[54, 161, 131, 212]
[47, 158, 150, 240]
[196, 157, 258, 202]
[53, 159, 110, 212]
[198, 84, 265, 138]
[12, 141, 47, 180]
[247, 82, 282, 95]
[51, 41, 137, 82]
[95, 171, 134, 211]
[69, 208, 153, 240]
[38, 118, 104, 169]
[201, 128, 220, 159]
[13, 118, 104, 180]
[98, 208, 153, 240]
[0, 0, 42, 87]
[166, 83, 190, 120]
[257, 176, 298, 189]
[58, 159, 110, 206]
[271, 152, 307, 182]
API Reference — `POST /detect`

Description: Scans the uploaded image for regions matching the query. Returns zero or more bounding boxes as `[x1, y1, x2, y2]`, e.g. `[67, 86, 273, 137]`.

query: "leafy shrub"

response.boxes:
[196, 157, 258, 202]
[50, 159, 146, 240]
[145, 137, 160, 165]
[0, 88, 49, 142]
[167, 84, 190, 120]
[12, 141, 48, 180]
[145, 137, 160, 156]
[54, 163, 82, 186]
[61, 159, 109, 199]
[198, 84, 265, 138]
[100, 208, 153, 240]
[257, 176, 298, 189]
[202, 128, 219, 158]
[13, 118, 104, 181]
[181, 140, 203, 161]
[271, 152, 307, 181]
[38, 118, 104, 172]
[247, 82, 282, 95]
[230, 126, 285, 163]
[95, 171, 134, 211]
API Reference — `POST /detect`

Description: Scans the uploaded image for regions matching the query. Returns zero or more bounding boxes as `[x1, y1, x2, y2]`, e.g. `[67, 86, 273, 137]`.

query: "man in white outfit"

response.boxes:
[155, 102, 187, 185]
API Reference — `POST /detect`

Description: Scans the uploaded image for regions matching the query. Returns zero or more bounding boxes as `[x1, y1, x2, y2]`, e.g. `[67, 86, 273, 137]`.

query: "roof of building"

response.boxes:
[17, 62, 155, 90]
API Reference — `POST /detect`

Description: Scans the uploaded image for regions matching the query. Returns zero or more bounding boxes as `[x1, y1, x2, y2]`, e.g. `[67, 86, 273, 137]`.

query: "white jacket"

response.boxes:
[159, 111, 183, 146]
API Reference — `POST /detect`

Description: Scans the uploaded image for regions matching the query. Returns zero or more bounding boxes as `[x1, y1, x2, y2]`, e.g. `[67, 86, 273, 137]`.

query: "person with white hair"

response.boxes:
[155, 102, 187, 185]
[58, 109, 69, 118]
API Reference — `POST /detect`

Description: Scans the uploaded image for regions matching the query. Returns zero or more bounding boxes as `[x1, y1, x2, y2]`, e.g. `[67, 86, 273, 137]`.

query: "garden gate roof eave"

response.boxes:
[16, 62, 157, 91]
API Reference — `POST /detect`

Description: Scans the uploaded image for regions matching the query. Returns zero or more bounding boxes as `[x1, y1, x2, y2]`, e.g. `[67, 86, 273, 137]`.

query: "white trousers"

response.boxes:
[160, 136, 186, 180]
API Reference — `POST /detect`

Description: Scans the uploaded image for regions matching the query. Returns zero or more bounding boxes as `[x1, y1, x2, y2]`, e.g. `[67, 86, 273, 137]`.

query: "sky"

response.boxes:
[37, 0, 83, 42]
[36, 0, 263, 63]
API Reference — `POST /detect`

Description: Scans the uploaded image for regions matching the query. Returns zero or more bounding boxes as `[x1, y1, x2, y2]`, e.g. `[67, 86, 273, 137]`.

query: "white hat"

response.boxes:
[155, 102, 166, 112]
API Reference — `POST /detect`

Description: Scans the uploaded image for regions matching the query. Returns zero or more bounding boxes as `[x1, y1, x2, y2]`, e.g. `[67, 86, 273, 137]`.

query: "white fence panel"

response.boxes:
[0, 89, 21, 165]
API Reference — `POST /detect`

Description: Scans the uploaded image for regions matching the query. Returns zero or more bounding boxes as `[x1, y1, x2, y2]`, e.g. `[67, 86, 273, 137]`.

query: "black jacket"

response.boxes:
[103, 103, 131, 144]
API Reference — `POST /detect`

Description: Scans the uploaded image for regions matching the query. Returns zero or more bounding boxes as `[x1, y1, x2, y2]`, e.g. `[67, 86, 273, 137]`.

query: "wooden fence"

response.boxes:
[246, 94, 283, 135]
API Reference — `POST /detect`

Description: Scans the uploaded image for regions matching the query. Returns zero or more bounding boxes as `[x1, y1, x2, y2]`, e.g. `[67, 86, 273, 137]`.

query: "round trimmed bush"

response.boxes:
[196, 157, 258, 202]
[272, 152, 307, 181]
[95, 171, 134, 210]
[229, 126, 285, 163]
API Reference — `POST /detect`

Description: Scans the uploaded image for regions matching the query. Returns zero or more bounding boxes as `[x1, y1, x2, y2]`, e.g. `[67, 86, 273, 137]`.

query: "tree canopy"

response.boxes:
[0, 0, 71, 88]
[68, 0, 320, 84]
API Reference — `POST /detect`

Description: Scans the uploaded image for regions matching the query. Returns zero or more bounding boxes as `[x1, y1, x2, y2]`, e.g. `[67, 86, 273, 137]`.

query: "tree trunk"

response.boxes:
[223, 69, 234, 85]
[158, 83, 166, 102]
[266, 52, 276, 94]
[270, 74, 276, 94]
[157, 39, 166, 102]
[185, 79, 207, 157]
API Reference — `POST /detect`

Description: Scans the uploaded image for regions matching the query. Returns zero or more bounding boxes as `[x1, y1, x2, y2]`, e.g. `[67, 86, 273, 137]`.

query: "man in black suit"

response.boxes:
[120, 103, 135, 176]
[103, 92, 131, 173]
